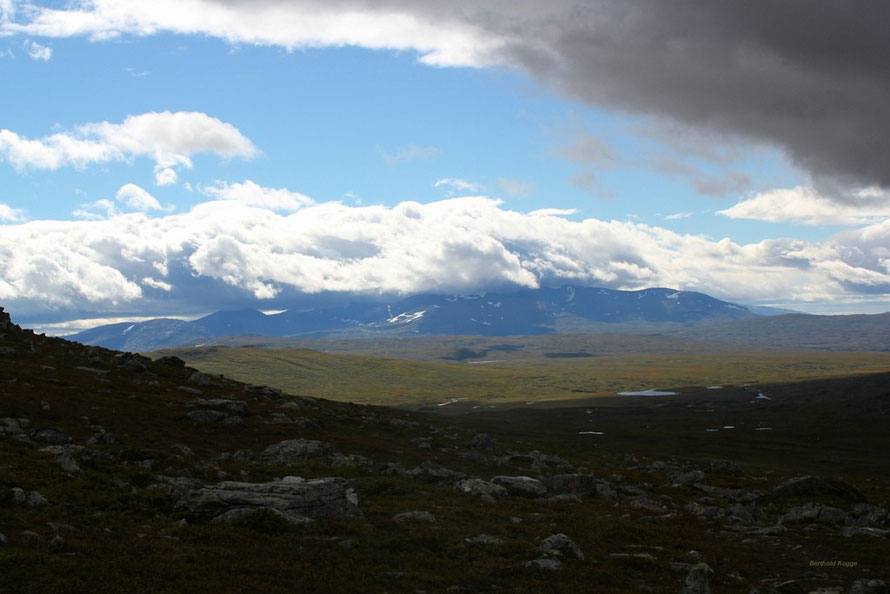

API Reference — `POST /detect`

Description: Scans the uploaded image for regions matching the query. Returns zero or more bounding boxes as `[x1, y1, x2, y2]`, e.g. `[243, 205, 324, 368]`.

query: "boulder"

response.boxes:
[545, 474, 598, 496]
[465, 534, 502, 545]
[393, 511, 436, 524]
[30, 427, 67, 445]
[681, 562, 714, 594]
[762, 476, 868, 504]
[847, 503, 889, 527]
[491, 476, 546, 498]
[454, 479, 508, 503]
[256, 439, 334, 465]
[521, 558, 561, 570]
[155, 355, 186, 367]
[668, 469, 706, 486]
[782, 503, 847, 525]
[850, 580, 889, 594]
[176, 476, 361, 524]
[7, 488, 48, 507]
[210, 507, 312, 526]
[467, 433, 496, 451]
[841, 526, 890, 538]
[538, 533, 583, 560]
[188, 372, 219, 387]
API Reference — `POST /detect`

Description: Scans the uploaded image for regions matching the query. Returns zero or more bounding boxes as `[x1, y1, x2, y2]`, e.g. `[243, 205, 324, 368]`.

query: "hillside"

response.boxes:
[1, 306, 889, 592]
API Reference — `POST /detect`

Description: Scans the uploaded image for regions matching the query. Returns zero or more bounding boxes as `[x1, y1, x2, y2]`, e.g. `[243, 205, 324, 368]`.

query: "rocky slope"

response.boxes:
[1, 307, 888, 593]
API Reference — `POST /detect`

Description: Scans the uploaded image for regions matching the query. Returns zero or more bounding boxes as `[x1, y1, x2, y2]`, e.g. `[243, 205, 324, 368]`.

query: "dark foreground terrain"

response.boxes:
[1, 307, 888, 593]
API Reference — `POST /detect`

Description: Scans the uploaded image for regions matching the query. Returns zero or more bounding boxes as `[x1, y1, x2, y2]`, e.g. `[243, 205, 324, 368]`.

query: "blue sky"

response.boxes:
[2, 1, 890, 329]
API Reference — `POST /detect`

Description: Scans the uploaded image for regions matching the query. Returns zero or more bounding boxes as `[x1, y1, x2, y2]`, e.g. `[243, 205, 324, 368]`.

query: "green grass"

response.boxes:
[158, 344, 890, 407]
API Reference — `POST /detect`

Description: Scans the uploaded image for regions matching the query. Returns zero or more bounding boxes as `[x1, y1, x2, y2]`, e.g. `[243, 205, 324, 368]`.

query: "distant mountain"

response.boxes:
[68, 285, 756, 351]
[674, 312, 890, 351]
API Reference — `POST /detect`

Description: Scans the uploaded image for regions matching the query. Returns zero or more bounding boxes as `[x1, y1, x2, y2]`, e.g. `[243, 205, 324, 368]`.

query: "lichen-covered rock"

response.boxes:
[176, 476, 361, 524]
[849, 579, 889, 594]
[762, 476, 868, 504]
[668, 469, 706, 486]
[188, 372, 219, 387]
[256, 439, 334, 465]
[538, 533, 583, 560]
[491, 476, 546, 498]
[454, 479, 508, 503]
[407, 461, 466, 484]
[545, 474, 598, 496]
[30, 427, 67, 445]
[782, 502, 847, 525]
[681, 562, 714, 594]
[7, 488, 49, 507]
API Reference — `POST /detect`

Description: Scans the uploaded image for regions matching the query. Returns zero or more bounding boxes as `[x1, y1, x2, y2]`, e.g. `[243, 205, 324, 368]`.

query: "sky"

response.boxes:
[2, 1, 890, 331]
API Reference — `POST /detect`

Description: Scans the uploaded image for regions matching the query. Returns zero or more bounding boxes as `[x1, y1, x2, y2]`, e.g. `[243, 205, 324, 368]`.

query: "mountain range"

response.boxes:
[69, 285, 756, 351]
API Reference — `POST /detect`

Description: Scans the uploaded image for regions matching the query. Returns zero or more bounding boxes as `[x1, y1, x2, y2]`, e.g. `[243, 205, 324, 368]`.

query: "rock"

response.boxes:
[681, 562, 714, 594]
[410, 437, 433, 449]
[0, 346, 15, 356]
[841, 526, 890, 538]
[177, 386, 203, 395]
[30, 427, 67, 445]
[188, 398, 249, 416]
[0, 532, 7, 545]
[668, 469, 706, 486]
[705, 459, 742, 474]
[171, 443, 195, 457]
[210, 507, 312, 526]
[188, 372, 219, 387]
[454, 479, 508, 503]
[847, 503, 889, 527]
[782, 503, 847, 525]
[465, 534, 502, 545]
[609, 552, 657, 562]
[0, 417, 30, 438]
[407, 461, 466, 484]
[48, 535, 65, 551]
[521, 558, 561, 570]
[176, 476, 361, 524]
[491, 476, 547, 498]
[7, 488, 49, 507]
[850, 580, 889, 594]
[725, 503, 758, 525]
[538, 533, 583, 560]
[762, 476, 868, 504]
[545, 474, 598, 496]
[393, 511, 436, 524]
[257, 439, 334, 465]
[155, 355, 186, 367]
[467, 433, 496, 451]
[115, 354, 147, 373]
[185, 410, 229, 423]
[75, 366, 109, 376]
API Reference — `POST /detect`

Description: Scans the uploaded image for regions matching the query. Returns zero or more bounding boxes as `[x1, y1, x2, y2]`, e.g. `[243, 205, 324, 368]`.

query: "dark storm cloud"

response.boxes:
[489, 0, 890, 193]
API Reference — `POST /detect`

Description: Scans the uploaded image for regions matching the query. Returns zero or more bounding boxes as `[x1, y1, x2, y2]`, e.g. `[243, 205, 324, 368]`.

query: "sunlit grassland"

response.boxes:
[159, 344, 890, 407]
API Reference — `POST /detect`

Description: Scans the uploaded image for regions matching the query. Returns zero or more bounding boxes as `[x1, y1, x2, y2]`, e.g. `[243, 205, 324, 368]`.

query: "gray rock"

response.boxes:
[705, 459, 742, 474]
[465, 534, 502, 545]
[30, 427, 67, 445]
[782, 503, 847, 525]
[539, 533, 584, 560]
[0, 532, 7, 545]
[0, 417, 29, 438]
[841, 526, 890, 538]
[155, 355, 186, 367]
[763, 476, 868, 504]
[521, 558, 562, 570]
[410, 437, 433, 449]
[257, 439, 334, 465]
[8, 487, 49, 507]
[188, 398, 249, 416]
[454, 478, 508, 503]
[210, 507, 312, 526]
[188, 372, 219, 387]
[847, 503, 889, 527]
[545, 473, 598, 496]
[668, 469, 706, 486]
[185, 409, 229, 423]
[467, 433, 496, 451]
[393, 511, 436, 524]
[609, 552, 657, 562]
[850, 580, 889, 594]
[491, 476, 546, 498]
[407, 461, 466, 484]
[725, 503, 758, 525]
[176, 476, 361, 524]
[681, 562, 714, 594]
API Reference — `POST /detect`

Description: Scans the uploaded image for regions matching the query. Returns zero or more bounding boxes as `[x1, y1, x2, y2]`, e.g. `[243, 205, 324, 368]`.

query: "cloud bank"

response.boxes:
[2, 188, 889, 319]
[0, 111, 257, 184]
[6, 1, 890, 200]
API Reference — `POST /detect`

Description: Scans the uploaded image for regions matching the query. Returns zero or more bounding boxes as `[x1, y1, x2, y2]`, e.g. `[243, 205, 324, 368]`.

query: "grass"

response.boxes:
[158, 343, 890, 407]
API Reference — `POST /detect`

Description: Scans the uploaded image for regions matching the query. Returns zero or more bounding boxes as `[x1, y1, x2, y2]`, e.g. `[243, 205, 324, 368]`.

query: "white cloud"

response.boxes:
[665, 211, 694, 220]
[3, 0, 502, 67]
[498, 178, 535, 197]
[434, 178, 483, 193]
[0, 202, 25, 222]
[24, 39, 50, 60]
[0, 111, 257, 184]
[719, 186, 890, 226]
[528, 208, 578, 217]
[115, 183, 168, 212]
[202, 180, 313, 212]
[1, 190, 890, 318]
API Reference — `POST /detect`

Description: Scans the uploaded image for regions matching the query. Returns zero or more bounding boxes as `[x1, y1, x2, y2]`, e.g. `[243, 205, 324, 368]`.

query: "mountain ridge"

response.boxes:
[69, 285, 755, 351]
